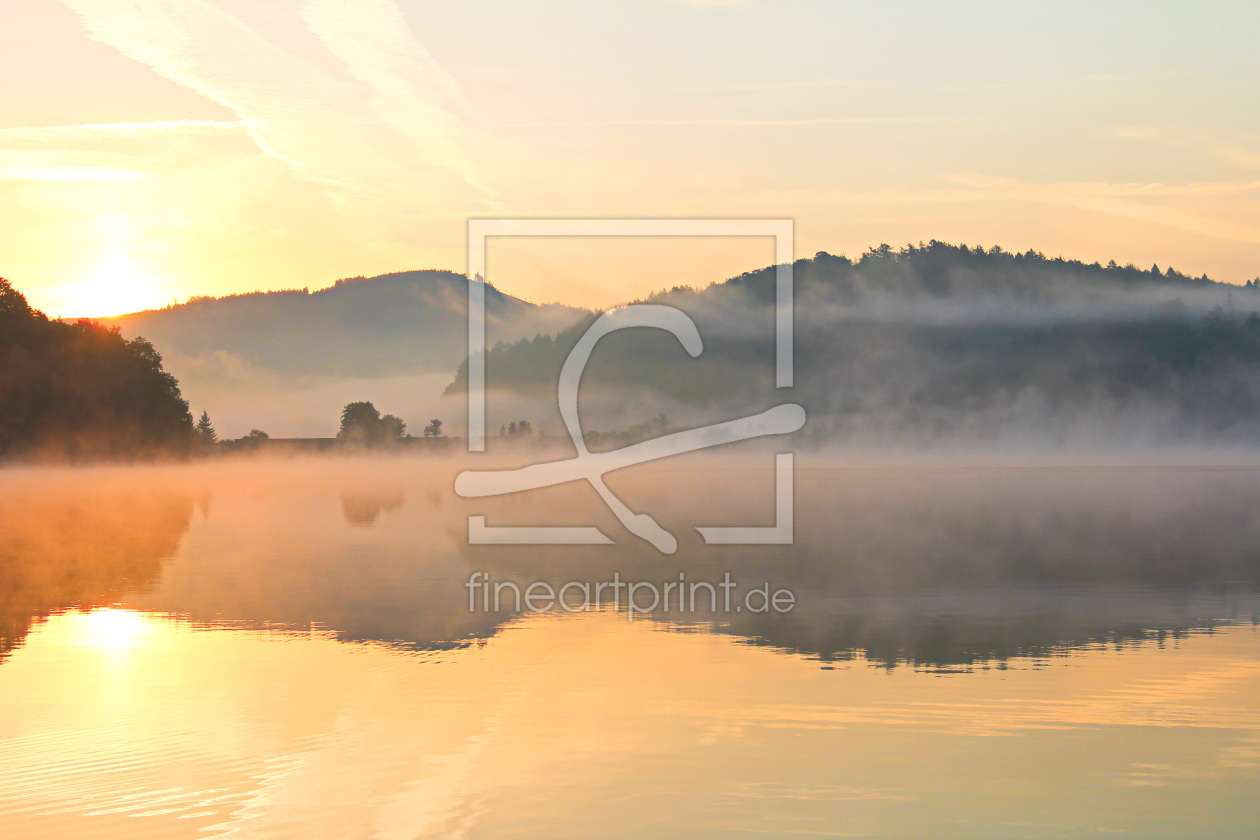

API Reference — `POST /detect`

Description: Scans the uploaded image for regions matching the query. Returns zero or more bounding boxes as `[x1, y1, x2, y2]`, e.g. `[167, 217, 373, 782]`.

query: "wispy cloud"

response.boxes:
[696, 78, 863, 92]
[509, 116, 981, 128]
[1111, 125, 1260, 171]
[945, 172, 1260, 199]
[0, 149, 154, 181]
[720, 174, 1260, 245]
[298, 0, 486, 194]
[0, 165, 152, 182]
[56, 0, 487, 203]
[0, 120, 252, 140]
[943, 173, 1260, 244]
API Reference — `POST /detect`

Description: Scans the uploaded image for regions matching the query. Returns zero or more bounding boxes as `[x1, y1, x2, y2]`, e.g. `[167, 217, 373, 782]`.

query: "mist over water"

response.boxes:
[3, 455, 1259, 662]
[2, 456, 1260, 837]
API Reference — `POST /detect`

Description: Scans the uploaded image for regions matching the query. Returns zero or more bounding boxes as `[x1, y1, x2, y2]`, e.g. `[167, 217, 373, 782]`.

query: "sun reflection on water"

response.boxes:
[69, 607, 156, 654]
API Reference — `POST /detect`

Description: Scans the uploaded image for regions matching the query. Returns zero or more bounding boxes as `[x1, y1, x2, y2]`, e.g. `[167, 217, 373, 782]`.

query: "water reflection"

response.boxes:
[1, 459, 1259, 838]
[340, 490, 405, 527]
[457, 462, 1260, 665]
[1, 459, 1258, 666]
[0, 472, 193, 660]
[2, 607, 1258, 839]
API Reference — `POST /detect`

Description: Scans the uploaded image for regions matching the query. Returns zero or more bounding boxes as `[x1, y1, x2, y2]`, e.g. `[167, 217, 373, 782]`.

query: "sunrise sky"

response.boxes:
[2, 0, 1258, 317]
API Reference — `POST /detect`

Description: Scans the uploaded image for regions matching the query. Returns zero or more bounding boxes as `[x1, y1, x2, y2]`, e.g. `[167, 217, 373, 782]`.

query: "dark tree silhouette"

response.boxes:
[195, 411, 217, 449]
[423, 418, 443, 437]
[445, 244, 1260, 446]
[337, 401, 406, 446]
[338, 401, 381, 444]
[0, 277, 193, 461]
[379, 414, 406, 441]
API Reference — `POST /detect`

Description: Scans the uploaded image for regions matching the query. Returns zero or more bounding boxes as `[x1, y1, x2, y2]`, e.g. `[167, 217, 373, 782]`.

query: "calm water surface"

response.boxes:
[1, 458, 1259, 839]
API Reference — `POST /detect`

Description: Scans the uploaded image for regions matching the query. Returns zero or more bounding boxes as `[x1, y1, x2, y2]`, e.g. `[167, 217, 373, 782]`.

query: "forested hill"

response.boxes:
[683, 241, 1235, 321]
[0, 278, 193, 461]
[105, 270, 585, 379]
[450, 242, 1260, 448]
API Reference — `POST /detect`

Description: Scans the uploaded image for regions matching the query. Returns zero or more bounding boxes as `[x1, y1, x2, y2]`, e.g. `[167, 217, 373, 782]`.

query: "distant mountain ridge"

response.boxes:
[95, 244, 1260, 445]
[100, 269, 586, 438]
[448, 242, 1260, 448]
[106, 269, 585, 378]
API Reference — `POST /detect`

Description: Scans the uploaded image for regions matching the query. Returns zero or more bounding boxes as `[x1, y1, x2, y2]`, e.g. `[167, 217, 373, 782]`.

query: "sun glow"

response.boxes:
[73, 608, 155, 654]
[59, 248, 163, 318]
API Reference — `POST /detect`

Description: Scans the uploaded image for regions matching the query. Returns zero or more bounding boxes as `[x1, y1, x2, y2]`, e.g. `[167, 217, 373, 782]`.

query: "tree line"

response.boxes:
[1, 276, 457, 461]
[0, 277, 193, 461]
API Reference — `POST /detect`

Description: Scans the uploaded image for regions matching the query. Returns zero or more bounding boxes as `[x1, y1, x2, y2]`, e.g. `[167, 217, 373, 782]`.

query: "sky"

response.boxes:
[1, 0, 1258, 317]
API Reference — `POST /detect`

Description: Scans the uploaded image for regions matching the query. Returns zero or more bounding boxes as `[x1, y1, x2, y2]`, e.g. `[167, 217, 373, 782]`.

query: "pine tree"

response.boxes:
[195, 410, 217, 444]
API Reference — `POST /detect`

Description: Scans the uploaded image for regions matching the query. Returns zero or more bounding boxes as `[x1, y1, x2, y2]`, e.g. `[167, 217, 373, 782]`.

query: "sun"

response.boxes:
[61, 248, 162, 318]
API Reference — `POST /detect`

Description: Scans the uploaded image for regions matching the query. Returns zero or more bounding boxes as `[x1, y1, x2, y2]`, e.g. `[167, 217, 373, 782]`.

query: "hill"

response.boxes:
[104, 270, 586, 438]
[106, 270, 584, 377]
[449, 242, 1260, 449]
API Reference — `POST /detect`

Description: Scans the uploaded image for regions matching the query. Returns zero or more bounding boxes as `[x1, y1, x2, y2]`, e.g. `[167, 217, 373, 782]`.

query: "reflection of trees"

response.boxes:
[718, 586, 1260, 670]
[451, 465, 1260, 667]
[6, 463, 1254, 671]
[134, 485, 509, 651]
[340, 491, 405, 527]
[0, 485, 194, 660]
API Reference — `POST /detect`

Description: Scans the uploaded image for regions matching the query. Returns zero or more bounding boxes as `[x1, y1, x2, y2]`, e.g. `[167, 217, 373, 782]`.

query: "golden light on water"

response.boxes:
[73, 608, 155, 654]
[2, 607, 1259, 839]
[2, 462, 1260, 837]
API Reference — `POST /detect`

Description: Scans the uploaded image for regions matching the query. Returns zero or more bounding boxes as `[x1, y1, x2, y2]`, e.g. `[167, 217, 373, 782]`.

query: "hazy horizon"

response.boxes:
[3, 0, 1259, 317]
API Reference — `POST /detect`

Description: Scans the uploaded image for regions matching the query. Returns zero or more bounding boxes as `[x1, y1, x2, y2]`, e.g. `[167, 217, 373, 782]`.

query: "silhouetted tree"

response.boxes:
[195, 411, 217, 447]
[0, 277, 193, 461]
[379, 414, 406, 441]
[226, 428, 270, 452]
[338, 401, 382, 444]
[337, 401, 406, 446]
[423, 418, 443, 437]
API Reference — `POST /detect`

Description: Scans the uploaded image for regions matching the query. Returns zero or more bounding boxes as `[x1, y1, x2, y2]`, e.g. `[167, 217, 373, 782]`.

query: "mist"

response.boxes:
[4, 454, 1258, 669]
[452, 243, 1260, 451]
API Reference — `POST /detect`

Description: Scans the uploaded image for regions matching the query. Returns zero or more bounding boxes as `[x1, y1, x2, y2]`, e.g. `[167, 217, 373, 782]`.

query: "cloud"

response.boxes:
[0, 120, 252, 141]
[942, 174, 1260, 244]
[0, 165, 152, 182]
[1111, 125, 1260, 171]
[56, 0, 487, 205]
[298, 0, 485, 193]
[0, 149, 154, 181]
[944, 173, 1260, 199]
[695, 78, 863, 92]
[510, 116, 979, 128]
[717, 175, 1260, 246]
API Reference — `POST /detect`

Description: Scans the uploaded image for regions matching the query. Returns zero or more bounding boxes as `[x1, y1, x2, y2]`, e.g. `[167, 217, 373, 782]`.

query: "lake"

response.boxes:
[2, 457, 1259, 839]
